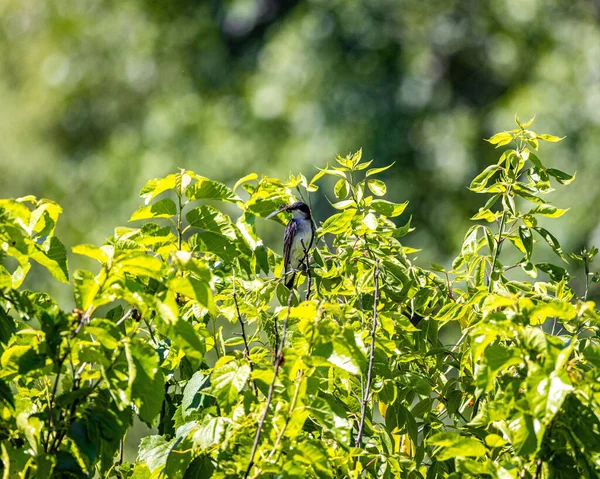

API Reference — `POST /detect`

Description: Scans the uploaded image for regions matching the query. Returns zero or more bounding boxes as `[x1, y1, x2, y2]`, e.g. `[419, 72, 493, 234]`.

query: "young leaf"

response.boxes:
[367, 179, 387, 196]
[469, 165, 500, 192]
[129, 198, 177, 221]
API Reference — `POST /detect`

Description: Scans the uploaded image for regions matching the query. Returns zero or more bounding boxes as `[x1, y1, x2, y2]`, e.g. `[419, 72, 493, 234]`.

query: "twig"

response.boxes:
[44, 306, 92, 452]
[266, 369, 304, 460]
[355, 261, 380, 451]
[243, 286, 295, 479]
[301, 239, 312, 301]
[232, 271, 258, 394]
[532, 457, 543, 479]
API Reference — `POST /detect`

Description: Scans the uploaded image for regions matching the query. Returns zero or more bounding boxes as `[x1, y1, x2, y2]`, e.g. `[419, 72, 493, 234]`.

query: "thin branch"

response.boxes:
[355, 261, 380, 451]
[532, 457, 543, 479]
[243, 286, 295, 479]
[301, 239, 312, 301]
[266, 369, 304, 460]
[44, 306, 92, 452]
[232, 271, 258, 394]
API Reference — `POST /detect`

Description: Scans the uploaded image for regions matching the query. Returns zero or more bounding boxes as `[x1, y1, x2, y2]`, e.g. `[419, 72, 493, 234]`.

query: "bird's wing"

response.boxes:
[283, 219, 296, 272]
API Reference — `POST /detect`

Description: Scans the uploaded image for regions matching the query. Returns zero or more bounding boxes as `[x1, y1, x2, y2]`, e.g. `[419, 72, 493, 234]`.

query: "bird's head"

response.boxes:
[266, 201, 311, 220]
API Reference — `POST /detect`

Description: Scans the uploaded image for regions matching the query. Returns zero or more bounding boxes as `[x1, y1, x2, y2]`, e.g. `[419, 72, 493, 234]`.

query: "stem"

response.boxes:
[266, 369, 304, 460]
[355, 261, 380, 451]
[232, 271, 258, 394]
[301, 239, 312, 301]
[488, 209, 508, 293]
[44, 307, 91, 452]
[243, 287, 295, 479]
[177, 193, 183, 251]
[532, 457, 543, 479]
[584, 256, 590, 301]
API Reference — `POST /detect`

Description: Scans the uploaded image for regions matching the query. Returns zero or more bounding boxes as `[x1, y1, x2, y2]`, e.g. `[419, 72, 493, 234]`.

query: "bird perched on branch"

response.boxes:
[267, 202, 315, 288]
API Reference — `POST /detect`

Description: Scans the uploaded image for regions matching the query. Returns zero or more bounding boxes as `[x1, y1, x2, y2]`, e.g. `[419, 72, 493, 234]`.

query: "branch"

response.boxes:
[44, 306, 92, 452]
[532, 457, 543, 479]
[301, 239, 312, 301]
[267, 369, 304, 460]
[355, 261, 380, 450]
[243, 286, 295, 479]
[232, 272, 258, 394]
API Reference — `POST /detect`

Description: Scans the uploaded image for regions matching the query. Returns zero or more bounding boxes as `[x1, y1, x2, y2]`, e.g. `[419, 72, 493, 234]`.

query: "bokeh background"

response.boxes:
[2, 0, 600, 303]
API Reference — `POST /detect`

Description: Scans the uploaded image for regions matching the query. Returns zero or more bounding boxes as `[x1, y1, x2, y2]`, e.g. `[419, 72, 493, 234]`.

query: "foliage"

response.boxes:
[1, 118, 600, 478]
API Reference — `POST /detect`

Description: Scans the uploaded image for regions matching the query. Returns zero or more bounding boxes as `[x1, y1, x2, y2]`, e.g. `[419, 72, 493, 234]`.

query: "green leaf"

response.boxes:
[168, 319, 206, 370]
[234, 173, 258, 191]
[370, 200, 408, 217]
[547, 168, 576, 185]
[512, 184, 546, 204]
[140, 175, 177, 204]
[533, 227, 567, 261]
[530, 300, 576, 324]
[469, 165, 500, 192]
[182, 372, 213, 419]
[334, 179, 349, 200]
[129, 198, 177, 221]
[204, 358, 250, 410]
[529, 205, 569, 218]
[363, 212, 378, 231]
[428, 432, 487, 461]
[367, 179, 387, 196]
[186, 206, 236, 239]
[320, 209, 356, 235]
[72, 244, 109, 263]
[185, 177, 239, 203]
[129, 339, 165, 424]
[519, 227, 533, 261]
[537, 133, 564, 142]
[169, 277, 214, 311]
[0, 378, 14, 409]
[192, 416, 229, 451]
[138, 435, 172, 472]
[537, 262, 570, 281]
[73, 269, 99, 310]
[486, 132, 513, 147]
[366, 162, 395, 177]
[28, 236, 69, 283]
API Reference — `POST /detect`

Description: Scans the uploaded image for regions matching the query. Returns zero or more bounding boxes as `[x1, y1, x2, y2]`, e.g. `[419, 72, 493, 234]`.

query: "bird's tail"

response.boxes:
[285, 271, 296, 289]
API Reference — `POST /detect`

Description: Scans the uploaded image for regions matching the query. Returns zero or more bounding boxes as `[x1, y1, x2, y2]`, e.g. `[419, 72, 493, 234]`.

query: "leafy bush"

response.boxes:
[1, 118, 599, 478]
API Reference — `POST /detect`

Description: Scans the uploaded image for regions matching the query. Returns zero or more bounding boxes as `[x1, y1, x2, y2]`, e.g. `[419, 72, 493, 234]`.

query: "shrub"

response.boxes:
[0, 117, 598, 478]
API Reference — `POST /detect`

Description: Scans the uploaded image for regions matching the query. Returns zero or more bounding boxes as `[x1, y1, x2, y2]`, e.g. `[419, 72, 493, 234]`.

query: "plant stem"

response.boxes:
[355, 261, 380, 451]
[584, 256, 590, 301]
[232, 272, 258, 394]
[532, 457, 543, 479]
[266, 369, 304, 460]
[177, 193, 183, 251]
[243, 286, 295, 479]
[488, 209, 508, 293]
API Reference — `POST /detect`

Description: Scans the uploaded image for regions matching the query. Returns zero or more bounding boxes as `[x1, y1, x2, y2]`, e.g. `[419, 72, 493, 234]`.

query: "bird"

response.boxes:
[267, 202, 315, 289]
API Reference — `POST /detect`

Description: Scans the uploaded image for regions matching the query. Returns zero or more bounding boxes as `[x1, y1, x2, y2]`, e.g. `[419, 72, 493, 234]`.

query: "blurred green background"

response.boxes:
[2, 0, 600, 302]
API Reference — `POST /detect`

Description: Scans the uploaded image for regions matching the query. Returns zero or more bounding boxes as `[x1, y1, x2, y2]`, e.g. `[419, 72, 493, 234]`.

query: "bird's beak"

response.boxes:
[266, 204, 288, 219]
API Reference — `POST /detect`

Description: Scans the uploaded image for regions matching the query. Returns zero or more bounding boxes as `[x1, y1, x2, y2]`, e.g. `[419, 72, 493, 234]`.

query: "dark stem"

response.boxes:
[243, 286, 295, 479]
[119, 438, 124, 465]
[177, 193, 183, 251]
[301, 239, 312, 301]
[355, 261, 380, 451]
[44, 308, 91, 452]
[532, 457, 543, 479]
[488, 209, 508, 293]
[584, 256, 590, 301]
[232, 272, 258, 394]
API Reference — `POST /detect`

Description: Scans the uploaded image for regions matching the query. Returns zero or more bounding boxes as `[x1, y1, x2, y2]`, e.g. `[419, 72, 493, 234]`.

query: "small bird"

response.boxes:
[267, 202, 315, 288]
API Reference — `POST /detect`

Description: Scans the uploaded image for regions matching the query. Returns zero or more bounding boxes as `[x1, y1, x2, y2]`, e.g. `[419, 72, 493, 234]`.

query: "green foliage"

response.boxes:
[1, 118, 600, 478]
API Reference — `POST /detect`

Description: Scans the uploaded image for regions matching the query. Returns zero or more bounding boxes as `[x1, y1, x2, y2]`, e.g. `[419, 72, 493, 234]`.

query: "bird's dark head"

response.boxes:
[285, 202, 311, 219]
[266, 201, 312, 220]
